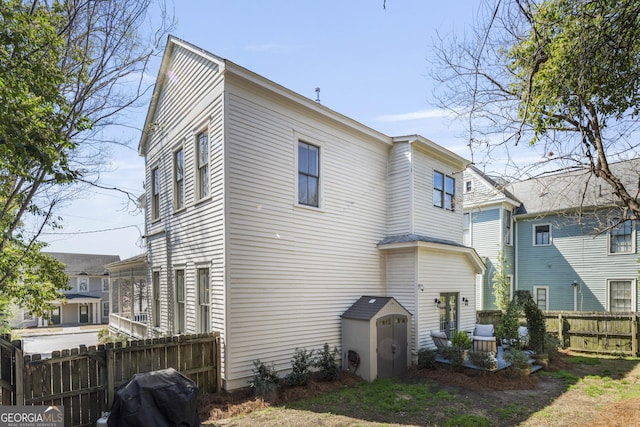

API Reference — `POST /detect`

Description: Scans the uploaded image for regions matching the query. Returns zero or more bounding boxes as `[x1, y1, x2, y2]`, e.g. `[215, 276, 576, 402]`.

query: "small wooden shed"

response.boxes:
[341, 296, 412, 382]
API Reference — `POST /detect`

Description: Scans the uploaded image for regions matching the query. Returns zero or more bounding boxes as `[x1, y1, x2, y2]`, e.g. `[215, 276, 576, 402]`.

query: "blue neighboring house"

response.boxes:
[464, 160, 640, 313]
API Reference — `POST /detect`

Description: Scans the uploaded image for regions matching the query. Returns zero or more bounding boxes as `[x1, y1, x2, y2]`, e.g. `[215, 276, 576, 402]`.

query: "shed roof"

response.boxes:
[341, 296, 410, 320]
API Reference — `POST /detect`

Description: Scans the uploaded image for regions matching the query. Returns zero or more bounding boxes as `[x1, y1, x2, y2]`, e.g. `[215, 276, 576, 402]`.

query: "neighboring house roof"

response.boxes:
[64, 293, 102, 300]
[341, 296, 411, 320]
[105, 253, 147, 269]
[506, 159, 640, 216]
[469, 166, 521, 204]
[44, 252, 120, 276]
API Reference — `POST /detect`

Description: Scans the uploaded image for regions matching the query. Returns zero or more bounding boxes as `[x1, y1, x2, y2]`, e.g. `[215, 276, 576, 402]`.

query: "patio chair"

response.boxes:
[430, 330, 451, 353]
[472, 323, 497, 354]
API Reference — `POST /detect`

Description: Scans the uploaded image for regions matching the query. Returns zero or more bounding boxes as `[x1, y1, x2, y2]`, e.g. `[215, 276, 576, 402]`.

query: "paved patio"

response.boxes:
[435, 346, 544, 373]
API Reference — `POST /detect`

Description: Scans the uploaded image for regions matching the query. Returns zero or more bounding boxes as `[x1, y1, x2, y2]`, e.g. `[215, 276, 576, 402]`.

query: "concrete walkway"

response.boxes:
[13, 324, 106, 337]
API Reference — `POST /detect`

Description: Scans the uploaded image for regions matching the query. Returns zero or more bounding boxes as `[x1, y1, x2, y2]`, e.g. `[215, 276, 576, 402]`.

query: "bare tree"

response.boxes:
[432, 0, 640, 220]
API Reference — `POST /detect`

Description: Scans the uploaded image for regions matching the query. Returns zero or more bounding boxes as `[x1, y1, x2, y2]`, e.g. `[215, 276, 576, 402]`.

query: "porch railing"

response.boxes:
[109, 312, 148, 339]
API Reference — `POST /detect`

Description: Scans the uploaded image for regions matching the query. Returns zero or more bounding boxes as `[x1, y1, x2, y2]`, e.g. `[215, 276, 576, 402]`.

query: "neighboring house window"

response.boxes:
[102, 302, 109, 318]
[609, 219, 633, 254]
[153, 271, 161, 328]
[175, 269, 185, 334]
[298, 141, 319, 207]
[534, 224, 551, 246]
[463, 213, 471, 246]
[609, 280, 633, 312]
[465, 180, 472, 192]
[533, 286, 548, 310]
[102, 278, 109, 292]
[174, 148, 184, 209]
[151, 166, 160, 220]
[197, 132, 209, 199]
[78, 277, 88, 292]
[433, 171, 455, 211]
[504, 210, 513, 245]
[197, 268, 210, 333]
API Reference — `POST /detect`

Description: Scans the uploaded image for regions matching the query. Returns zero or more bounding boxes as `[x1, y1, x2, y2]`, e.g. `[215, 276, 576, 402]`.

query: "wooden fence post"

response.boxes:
[632, 313, 638, 357]
[558, 312, 564, 347]
[13, 340, 23, 405]
[106, 343, 115, 410]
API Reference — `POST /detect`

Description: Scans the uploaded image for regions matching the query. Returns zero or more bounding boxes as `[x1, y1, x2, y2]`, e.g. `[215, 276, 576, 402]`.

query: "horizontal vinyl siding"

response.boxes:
[417, 249, 477, 350]
[517, 215, 639, 311]
[387, 143, 412, 235]
[384, 248, 417, 354]
[412, 146, 463, 244]
[462, 169, 508, 207]
[224, 86, 389, 387]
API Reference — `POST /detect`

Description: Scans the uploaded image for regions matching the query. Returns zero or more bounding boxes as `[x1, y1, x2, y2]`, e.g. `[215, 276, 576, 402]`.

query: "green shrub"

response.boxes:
[503, 348, 530, 369]
[97, 328, 128, 346]
[451, 330, 471, 350]
[417, 348, 437, 369]
[249, 359, 279, 396]
[442, 347, 467, 372]
[496, 299, 520, 345]
[314, 343, 340, 381]
[468, 351, 497, 371]
[285, 348, 314, 387]
[544, 333, 561, 360]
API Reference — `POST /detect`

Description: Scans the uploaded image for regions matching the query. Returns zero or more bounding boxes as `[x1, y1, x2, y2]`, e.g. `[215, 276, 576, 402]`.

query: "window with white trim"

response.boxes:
[534, 224, 551, 246]
[153, 271, 161, 328]
[102, 278, 109, 292]
[609, 280, 633, 312]
[151, 166, 160, 220]
[102, 302, 109, 318]
[78, 277, 88, 292]
[197, 131, 209, 199]
[465, 180, 472, 192]
[174, 148, 184, 209]
[504, 210, 513, 245]
[298, 141, 319, 207]
[609, 219, 634, 254]
[533, 286, 548, 310]
[197, 268, 210, 333]
[175, 269, 185, 334]
[433, 171, 455, 211]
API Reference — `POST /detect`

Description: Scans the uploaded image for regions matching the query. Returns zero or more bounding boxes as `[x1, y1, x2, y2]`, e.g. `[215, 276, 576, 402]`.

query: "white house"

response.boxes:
[137, 36, 484, 390]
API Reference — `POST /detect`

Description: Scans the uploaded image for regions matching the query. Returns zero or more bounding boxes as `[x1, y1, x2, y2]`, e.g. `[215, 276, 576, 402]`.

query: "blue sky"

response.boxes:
[42, 0, 506, 258]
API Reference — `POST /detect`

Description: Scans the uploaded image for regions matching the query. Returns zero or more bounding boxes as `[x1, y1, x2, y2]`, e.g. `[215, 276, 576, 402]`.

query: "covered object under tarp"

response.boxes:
[107, 368, 199, 427]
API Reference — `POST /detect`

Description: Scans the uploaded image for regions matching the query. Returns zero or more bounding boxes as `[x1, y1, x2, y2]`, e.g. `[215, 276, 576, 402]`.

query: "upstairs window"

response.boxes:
[197, 132, 209, 199]
[465, 180, 472, 192]
[609, 219, 633, 254]
[298, 141, 319, 207]
[534, 224, 551, 246]
[434, 171, 455, 211]
[504, 210, 513, 245]
[174, 149, 184, 209]
[151, 167, 160, 220]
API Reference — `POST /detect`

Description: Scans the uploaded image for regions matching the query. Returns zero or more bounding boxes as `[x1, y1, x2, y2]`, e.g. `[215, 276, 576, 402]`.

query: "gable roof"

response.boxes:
[44, 252, 120, 276]
[341, 296, 411, 320]
[463, 166, 521, 209]
[506, 159, 640, 216]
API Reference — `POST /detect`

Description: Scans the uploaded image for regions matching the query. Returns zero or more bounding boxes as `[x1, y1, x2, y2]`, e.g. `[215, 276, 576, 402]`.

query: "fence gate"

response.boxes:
[0, 335, 23, 405]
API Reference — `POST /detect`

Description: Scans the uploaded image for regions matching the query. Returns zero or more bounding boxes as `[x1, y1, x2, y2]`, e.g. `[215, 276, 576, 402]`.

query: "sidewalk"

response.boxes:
[13, 324, 106, 337]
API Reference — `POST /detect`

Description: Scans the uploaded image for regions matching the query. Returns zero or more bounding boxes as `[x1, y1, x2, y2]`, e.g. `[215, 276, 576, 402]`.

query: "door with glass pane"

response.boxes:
[439, 293, 458, 338]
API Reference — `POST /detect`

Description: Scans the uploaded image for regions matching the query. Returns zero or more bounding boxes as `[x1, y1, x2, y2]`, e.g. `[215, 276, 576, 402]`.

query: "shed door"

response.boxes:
[376, 314, 408, 378]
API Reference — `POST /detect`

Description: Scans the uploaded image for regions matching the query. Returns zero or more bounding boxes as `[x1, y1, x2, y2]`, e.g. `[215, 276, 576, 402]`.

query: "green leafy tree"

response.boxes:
[0, 0, 171, 319]
[492, 249, 511, 312]
[433, 0, 640, 220]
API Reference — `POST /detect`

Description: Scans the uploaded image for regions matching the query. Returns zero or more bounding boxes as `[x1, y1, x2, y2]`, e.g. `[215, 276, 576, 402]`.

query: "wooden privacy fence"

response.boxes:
[477, 310, 640, 356]
[0, 332, 221, 427]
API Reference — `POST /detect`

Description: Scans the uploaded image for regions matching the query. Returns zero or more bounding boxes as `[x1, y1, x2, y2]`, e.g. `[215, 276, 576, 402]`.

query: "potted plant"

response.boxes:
[451, 330, 472, 359]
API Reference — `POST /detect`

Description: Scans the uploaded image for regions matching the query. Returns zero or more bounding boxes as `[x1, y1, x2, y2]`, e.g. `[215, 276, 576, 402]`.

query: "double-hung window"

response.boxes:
[609, 219, 633, 254]
[175, 269, 185, 334]
[197, 132, 209, 199]
[174, 148, 184, 209]
[153, 271, 161, 328]
[609, 280, 633, 311]
[298, 141, 319, 207]
[534, 224, 551, 246]
[433, 171, 455, 211]
[151, 167, 160, 220]
[534, 286, 548, 310]
[504, 210, 513, 245]
[197, 268, 210, 333]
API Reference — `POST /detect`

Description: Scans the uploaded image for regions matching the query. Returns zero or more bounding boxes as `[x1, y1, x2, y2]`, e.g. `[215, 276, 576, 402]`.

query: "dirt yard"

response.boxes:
[198, 350, 640, 426]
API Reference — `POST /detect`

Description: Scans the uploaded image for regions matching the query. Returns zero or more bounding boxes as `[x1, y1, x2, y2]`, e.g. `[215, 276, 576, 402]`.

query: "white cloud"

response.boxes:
[375, 109, 452, 122]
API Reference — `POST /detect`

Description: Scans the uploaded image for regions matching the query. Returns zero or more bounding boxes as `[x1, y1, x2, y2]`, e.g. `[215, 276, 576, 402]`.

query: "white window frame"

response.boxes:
[607, 279, 636, 312]
[608, 219, 635, 255]
[196, 131, 209, 200]
[173, 147, 185, 210]
[197, 267, 210, 333]
[533, 286, 549, 310]
[78, 277, 89, 292]
[102, 278, 109, 292]
[295, 134, 322, 209]
[464, 180, 472, 193]
[175, 269, 185, 334]
[533, 224, 551, 246]
[151, 166, 160, 221]
[504, 210, 513, 246]
[152, 270, 161, 328]
[102, 301, 109, 318]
